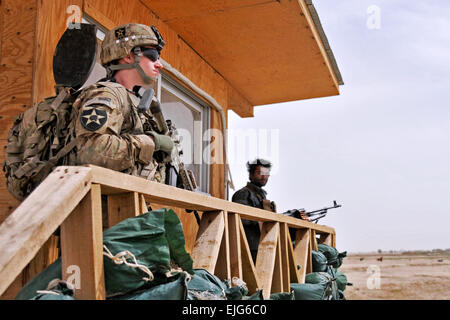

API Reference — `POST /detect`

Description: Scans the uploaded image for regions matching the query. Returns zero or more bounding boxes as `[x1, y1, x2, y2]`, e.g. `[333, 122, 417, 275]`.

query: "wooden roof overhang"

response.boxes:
[144, 0, 343, 117]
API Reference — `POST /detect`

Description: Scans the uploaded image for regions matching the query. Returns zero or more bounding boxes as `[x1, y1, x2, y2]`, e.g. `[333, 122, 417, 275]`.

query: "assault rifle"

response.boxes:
[304, 200, 342, 223]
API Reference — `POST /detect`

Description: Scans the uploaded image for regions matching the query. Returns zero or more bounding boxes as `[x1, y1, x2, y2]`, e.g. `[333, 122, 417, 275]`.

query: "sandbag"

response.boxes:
[102, 208, 194, 297]
[187, 269, 248, 300]
[30, 280, 75, 300]
[16, 258, 62, 300]
[290, 282, 329, 300]
[335, 270, 350, 292]
[270, 292, 295, 300]
[311, 250, 328, 272]
[109, 272, 190, 300]
[318, 243, 347, 268]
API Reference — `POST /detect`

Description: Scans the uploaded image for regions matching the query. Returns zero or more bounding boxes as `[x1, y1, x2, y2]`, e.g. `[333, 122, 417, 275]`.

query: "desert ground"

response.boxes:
[339, 250, 450, 300]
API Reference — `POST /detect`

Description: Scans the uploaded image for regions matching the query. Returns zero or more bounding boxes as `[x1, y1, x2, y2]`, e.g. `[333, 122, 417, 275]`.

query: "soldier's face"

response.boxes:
[250, 166, 270, 187]
[139, 46, 163, 79]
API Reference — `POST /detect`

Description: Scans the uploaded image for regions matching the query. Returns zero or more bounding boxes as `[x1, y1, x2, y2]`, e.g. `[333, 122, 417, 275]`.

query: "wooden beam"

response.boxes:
[214, 211, 230, 281]
[293, 229, 311, 283]
[239, 219, 259, 294]
[271, 227, 284, 294]
[106, 192, 140, 228]
[279, 223, 291, 291]
[311, 230, 318, 251]
[60, 184, 105, 300]
[228, 213, 242, 280]
[192, 211, 224, 273]
[255, 222, 279, 299]
[89, 165, 335, 235]
[287, 227, 301, 284]
[318, 233, 333, 246]
[0, 166, 92, 296]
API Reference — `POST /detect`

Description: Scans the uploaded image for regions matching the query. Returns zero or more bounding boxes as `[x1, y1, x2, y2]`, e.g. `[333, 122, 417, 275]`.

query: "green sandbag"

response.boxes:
[30, 281, 75, 300]
[187, 269, 228, 300]
[335, 270, 349, 292]
[318, 244, 347, 268]
[311, 250, 328, 272]
[305, 272, 332, 285]
[187, 269, 248, 300]
[109, 272, 190, 300]
[103, 208, 193, 297]
[290, 282, 329, 300]
[16, 258, 62, 300]
[244, 290, 264, 300]
[270, 292, 295, 300]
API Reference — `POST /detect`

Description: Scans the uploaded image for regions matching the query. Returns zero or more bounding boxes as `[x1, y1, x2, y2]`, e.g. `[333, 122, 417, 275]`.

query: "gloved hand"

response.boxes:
[147, 131, 174, 154]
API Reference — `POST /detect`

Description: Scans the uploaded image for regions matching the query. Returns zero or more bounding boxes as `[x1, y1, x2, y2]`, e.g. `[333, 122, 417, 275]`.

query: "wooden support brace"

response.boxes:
[192, 211, 224, 273]
[287, 227, 301, 284]
[280, 223, 291, 290]
[228, 213, 242, 280]
[239, 219, 260, 294]
[60, 184, 105, 300]
[215, 211, 231, 281]
[293, 229, 311, 283]
[255, 222, 279, 299]
[271, 227, 284, 294]
[319, 233, 333, 246]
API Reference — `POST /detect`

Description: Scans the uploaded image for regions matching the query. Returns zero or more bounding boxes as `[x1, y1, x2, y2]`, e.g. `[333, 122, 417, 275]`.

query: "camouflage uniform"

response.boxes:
[67, 23, 170, 182]
[68, 81, 166, 182]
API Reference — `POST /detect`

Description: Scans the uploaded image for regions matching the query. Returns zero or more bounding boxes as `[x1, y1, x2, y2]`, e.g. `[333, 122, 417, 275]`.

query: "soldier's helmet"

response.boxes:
[100, 23, 165, 67]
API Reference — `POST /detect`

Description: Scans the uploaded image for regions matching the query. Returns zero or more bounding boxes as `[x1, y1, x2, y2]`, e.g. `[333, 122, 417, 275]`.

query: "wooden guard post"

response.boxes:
[0, 165, 336, 299]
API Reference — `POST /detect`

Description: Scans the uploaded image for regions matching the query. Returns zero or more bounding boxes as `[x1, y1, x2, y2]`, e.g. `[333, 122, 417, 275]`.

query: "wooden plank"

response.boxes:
[191, 211, 224, 273]
[293, 229, 311, 283]
[89, 165, 336, 235]
[279, 223, 291, 290]
[0, 0, 36, 224]
[255, 222, 279, 299]
[287, 227, 301, 284]
[319, 233, 333, 246]
[238, 219, 259, 294]
[311, 229, 318, 251]
[107, 192, 140, 228]
[139, 194, 149, 214]
[271, 228, 284, 294]
[0, 166, 92, 296]
[60, 184, 105, 300]
[214, 211, 230, 281]
[228, 213, 242, 280]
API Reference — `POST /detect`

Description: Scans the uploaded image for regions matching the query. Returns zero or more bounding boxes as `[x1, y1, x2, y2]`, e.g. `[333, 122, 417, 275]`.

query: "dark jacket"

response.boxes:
[231, 182, 268, 253]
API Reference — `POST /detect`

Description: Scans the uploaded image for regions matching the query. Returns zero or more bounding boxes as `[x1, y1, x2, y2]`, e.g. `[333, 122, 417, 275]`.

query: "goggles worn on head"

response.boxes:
[139, 47, 160, 62]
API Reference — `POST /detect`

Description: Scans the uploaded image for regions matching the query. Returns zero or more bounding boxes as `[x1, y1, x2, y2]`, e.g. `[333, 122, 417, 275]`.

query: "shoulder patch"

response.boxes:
[80, 107, 108, 131]
[83, 97, 112, 108]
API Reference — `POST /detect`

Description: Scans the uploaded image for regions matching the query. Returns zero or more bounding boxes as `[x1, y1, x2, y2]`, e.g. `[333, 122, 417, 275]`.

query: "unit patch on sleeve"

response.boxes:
[80, 107, 108, 131]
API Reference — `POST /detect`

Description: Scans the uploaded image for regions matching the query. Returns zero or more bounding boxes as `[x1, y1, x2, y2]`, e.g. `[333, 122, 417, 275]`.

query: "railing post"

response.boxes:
[60, 184, 105, 300]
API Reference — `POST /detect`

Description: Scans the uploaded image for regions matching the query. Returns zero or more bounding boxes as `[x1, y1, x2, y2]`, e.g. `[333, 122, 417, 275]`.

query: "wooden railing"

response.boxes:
[0, 165, 336, 300]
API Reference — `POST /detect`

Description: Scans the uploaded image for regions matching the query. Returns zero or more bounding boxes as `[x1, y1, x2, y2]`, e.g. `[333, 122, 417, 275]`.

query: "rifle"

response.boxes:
[136, 88, 201, 224]
[304, 200, 342, 223]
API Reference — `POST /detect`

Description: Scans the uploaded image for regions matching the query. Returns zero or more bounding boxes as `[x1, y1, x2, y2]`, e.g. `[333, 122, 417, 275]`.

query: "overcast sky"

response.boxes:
[227, 0, 450, 253]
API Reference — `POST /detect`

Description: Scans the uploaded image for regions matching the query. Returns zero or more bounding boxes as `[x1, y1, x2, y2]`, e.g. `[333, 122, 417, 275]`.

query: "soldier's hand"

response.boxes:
[147, 132, 174, 154]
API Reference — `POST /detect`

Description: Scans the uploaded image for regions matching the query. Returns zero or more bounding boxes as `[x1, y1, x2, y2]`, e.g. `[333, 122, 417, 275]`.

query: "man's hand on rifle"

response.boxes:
[299, 209, 310, 221]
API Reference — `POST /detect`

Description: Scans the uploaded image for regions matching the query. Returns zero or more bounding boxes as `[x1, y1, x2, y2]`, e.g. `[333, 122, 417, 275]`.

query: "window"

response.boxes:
[157, 73, 210, 194]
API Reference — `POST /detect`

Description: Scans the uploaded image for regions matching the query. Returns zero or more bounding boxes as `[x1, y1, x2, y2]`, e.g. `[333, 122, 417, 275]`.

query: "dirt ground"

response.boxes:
[338, 251, 450, 300]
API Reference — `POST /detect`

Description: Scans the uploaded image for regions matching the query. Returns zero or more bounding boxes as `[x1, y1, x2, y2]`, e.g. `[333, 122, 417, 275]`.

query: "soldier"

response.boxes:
[67, 23, 175, 183]
[232, 159, 309, 262]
